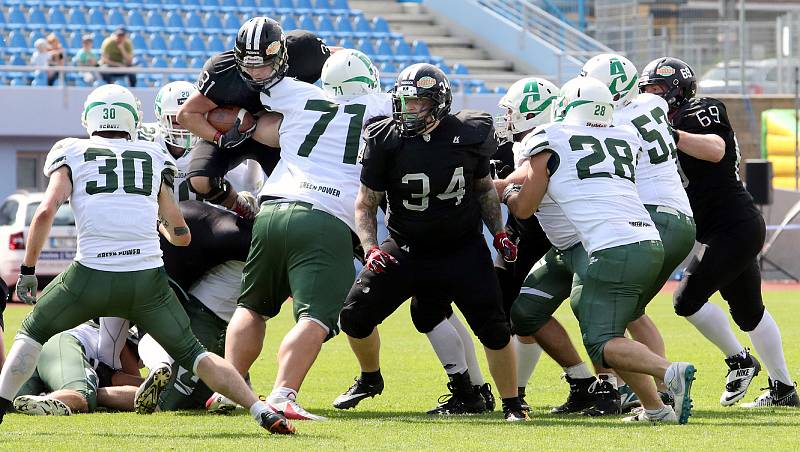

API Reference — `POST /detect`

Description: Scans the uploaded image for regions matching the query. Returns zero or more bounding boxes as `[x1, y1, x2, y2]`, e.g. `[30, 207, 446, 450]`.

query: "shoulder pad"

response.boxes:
[364, 117, 402, 150]
[519, 124, 555, 159]
[210, 51, 237, 74]
[450, 110, 494, 146]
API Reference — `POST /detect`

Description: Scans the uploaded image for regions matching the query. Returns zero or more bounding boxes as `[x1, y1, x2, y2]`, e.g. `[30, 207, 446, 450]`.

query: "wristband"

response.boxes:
[501, 183, 522, 205]
[20, 264, 35, 275]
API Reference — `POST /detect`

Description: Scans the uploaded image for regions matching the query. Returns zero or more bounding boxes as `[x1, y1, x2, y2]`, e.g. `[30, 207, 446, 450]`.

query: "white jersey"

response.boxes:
[43, 136, 177, 271]
[137, 123, 263, 202]
[614, 94, 692, 216]
[67, 323, 101, 360]
[188, 260, 244, 323]
[260, 78, 393, 231]
[512, 141, 580, 250]
[521, 123, 660, 254]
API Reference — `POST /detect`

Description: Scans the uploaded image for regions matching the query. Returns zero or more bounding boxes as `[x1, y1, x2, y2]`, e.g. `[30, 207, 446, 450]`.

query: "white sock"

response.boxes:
[515, 338, 542, 389]
[249, 400, 271, 421]
[564, 362, 594, 380]
[748, 310, 793, 386]
[269, 386, 298, 401]
[447, 313, 485, 385]
[426, 318, 468, 376]
[137, 334, 174, 370]
[598, 373, 618, 389]
[0, 334, 43, 401]
[685, 303, 746, 358]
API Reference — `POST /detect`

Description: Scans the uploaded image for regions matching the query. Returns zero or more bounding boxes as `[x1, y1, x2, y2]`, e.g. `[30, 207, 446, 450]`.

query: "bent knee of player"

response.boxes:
[730, 303, 765, 332]
[409, 301, 450, 334]
[672, 284, 705, 317]
[582, 336, 608, 365]
[339, 305, 373, 339]
[476, 320, 511, 350]
[188, 175, 212, 195]
[509, 297, 536, 336]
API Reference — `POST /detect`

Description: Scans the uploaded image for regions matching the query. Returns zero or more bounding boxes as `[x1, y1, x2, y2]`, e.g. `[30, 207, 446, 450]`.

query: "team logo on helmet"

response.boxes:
[266, 41, 282, 56]
[417, 76, 436, 89]
[656, 66, 676, 77]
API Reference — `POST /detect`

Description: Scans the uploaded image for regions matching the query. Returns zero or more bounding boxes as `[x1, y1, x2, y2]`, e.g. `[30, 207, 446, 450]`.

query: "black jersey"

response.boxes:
[672, 97, 760, 239]
[195, 30, 330, 115]
[360, 111, 496, 249]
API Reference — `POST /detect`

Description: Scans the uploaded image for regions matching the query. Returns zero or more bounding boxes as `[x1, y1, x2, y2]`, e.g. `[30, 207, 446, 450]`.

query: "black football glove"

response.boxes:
[216, 117, 256, 149]
[490, 160, 514, 180]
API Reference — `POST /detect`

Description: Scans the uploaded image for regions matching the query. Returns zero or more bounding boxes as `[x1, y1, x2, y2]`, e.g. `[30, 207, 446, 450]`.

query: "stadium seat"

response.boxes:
[151, 56, 168, 67]
[147, 11, 167, 29]
[281, 15, 298, 31]
[314, 0, 331, 9]
[393, 39, 410, 57]
[28, 30, 45, 45]
[26, 7, 47, 27]
[225, 34, 235, 49]
[357, 39, 375, 57]
[205, 12, 224, 31]
[339, 37, 355, 50]
[127, 10, 146, 30]
[240, 0, 257, 7]
[92, 33, 104, 49]
[352, 16, 372, 37]
[67, 8, 87, 30]
[375, 39, 393, 56]
[332, 0, 348, 10]
[48, 7, 68, 27]
[68, 32, 83, 49]
[189, 56, 205, 68]
[187, 35, 206, 53]
[149, 33, 168, 53]
[335, 16, 353, 34]
[298, 15, 316, 31]
[183, 0, 202, 7]
[278, 0, 294, 9]
[412, 40, 430, 57]
[381, 61, 397, 74]
[372, 17, 390, 37]
[6, 7, 26, 28]
[186, 12, 204, 31]
[452, 63, 468, 75]
[171, 55, 188, 68]
[7, 31, 29, 51]
[436, 62, 451, 74]
[222, 13, 240, 31]
[129, 32, 148, 50]
[108, 9, 127, 27]
[206, 0, 225, 9]
[168, 35, 187, 52]
[317, 15, 335, 34]
[297, 0, 314, 9]
[258, 0, 276, 8]
[10, 53, 27, 66]
[87, 8, 107, 30]
[166, 11, 185, 32]
[207, 34, 225, 52]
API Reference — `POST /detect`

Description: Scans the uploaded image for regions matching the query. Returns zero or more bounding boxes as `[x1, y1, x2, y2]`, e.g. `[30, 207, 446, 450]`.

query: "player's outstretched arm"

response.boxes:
[23, 166, 72, 269]
[177, 91, 221, 143]
[354, 184, 384, 251]
[673, 129, 725, 162]
[251, 112, 282, 148]
[157, 182, 191, 246]
[506, 153, 551, 220]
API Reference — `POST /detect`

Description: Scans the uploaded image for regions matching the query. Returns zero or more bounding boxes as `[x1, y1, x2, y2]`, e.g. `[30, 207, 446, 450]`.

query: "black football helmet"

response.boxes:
[392, 63, 452, 137]
[638, 57, 697, 111]
[234, 17, 288, 91]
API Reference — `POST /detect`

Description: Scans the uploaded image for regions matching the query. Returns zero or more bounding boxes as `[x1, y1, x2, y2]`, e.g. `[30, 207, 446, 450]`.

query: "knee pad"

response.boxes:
[339, 305, 373, 339]
[476, 320, 511, 350]
[672, 280, 705, 317]
[409, 298, 453, 334]
[730, 301, 765, 332]
[189, 176, 230, 204]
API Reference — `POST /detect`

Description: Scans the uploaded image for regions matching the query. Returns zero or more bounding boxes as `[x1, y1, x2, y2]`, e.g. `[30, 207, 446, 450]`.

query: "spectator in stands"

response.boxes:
[30, 38, 51, 84]
[74, 34, 99, 85]
[47, 33, 66, 86]
[100, 27, 136, 87]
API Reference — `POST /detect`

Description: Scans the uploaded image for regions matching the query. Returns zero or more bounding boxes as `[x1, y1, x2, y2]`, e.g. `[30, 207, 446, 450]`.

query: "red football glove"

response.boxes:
[493, 232, 517, 263]
[365, 246, 398, 273]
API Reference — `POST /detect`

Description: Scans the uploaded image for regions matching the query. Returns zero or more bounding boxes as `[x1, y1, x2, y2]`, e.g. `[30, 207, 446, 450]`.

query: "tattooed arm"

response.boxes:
[354, 184, 385, 252]
[23, 166, 73, 267]
[157, 182, 192, 246]
[474, 174, 506, 236]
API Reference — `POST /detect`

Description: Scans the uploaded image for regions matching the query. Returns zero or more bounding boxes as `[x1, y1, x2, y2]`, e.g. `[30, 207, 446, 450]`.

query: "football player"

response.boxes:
[177, 17, 333, 219]
[505, 76, 697, 424]
[581, 53, 696, 411]
[640, 57, 799, 407]
[214, 47, 390, 421]
[336, 63, 528, 422]
[0, 85, 294, 434]
[0, 279, 8, 369]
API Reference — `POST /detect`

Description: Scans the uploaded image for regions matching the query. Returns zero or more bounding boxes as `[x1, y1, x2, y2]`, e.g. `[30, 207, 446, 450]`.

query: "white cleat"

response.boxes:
[205, 392, 238, 414]
[665, 362, 696, 425]
[267, 395, 326, 421]
[623, 406, 678, 423]
[13, 395, 72, 416]
[134, 365, 171, 414]
[720, 352, 761, 406]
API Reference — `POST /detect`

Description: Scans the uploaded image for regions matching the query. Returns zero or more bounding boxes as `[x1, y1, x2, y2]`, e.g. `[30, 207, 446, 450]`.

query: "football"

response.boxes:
[206, 106, 256, 133]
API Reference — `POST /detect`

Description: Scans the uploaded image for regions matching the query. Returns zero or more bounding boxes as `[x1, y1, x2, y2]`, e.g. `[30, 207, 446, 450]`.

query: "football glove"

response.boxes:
[365, 246, 398, 273]
[16, 274, 37, 305]
[489, 160, 514, 180]
[493, 232, 517, 263]
[215, 118, 256, 149]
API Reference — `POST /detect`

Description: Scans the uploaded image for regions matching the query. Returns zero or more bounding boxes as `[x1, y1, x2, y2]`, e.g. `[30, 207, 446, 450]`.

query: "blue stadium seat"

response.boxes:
[168, 35, 187, 52]
[411, 40, 430, 58]
[188, 35, 206, 53]
[7, 31, 29, 51]
[207, 34, 225, 52]
[357, 39, 375, 57]
[240, 0, 256, 6]
[166, 11, 185, 31]
[28, 30, 45, 44]
[108, 9, 127, 27]
[127, 10, 146, 30]
[335, 16, 353, 34]
[223, 13, 241, 31]
[314, 0, 331, 9]
[375, 39, 393, 56]
[171, 55, 188, 68]
[225, 34, 235, 49]
[10, 53, 27, 66]
[67, 8, 87, 30]
[278, 0, 294, 9]
[130, 32, 148, 50]
[87, 8, 107, 30]
[68, 32, 82, 49]
[147, 11, 166, 29]
[393, 39, 410, 56]
[339, 37, 355, 50]
[452, 63, 468, 75]
[189, 56, 205, 68]
[26, 7, 47, 27]
[149, 33, 168, 53]
[296, 0, 313, 9]
[185, 12, 204, 31]
[48, 8, 68, 26]
[372, 17, 390, 35]
[92, 33, 104, 49]
[436, 62, 451, 74]
[205, 0, 223, 8]
[316, 14, 334, 34]
[151, 56, 168, 67]
[204, 12, 224, 31]
[183, 0, 202, 7]
[352, 16, 372, 36]
[381, 61, 397, 74]
[281, 15, 298, 31]
[6, 6, 26, 28]
[298, 15, 316, 31]
[331, 0, 348, 10]
[0, 10, 6, 28]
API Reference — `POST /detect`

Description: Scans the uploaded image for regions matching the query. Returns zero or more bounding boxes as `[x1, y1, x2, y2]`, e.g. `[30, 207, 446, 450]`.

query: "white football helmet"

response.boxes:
[496, 77, 558, 139]
[82, 84, 142, 138]
[321, 49, 380, 100]
[581, 53, 639, 108]
[155, 81, 197, 149]
[553, 76, 613, 127]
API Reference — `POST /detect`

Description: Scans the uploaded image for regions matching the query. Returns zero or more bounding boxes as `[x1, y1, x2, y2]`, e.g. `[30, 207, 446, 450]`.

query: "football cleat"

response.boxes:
[258, 411, 296, 435]
[618, 384, 641, 412]
[13, 395, 72, 416]
[742, 378, 800, 408]
[205, 392, 238, 414]
[502, 397, 529, 421]
[660, 390, 675, 407]
[268, 395, 326, 421]
[427, 372, 485, 415]
[552, 375, 597, 414]
[333, 376, 384, 410]
[518, 387, 529, 412]
[665, 362, 696, 424]
[0, 397, 12, 424]
[623, 405, 678, 423]
[134, 365, 171, 414]
[720, 351, 761, 406]
[582, 376, 621, 417]
[478, 383, 495, 412]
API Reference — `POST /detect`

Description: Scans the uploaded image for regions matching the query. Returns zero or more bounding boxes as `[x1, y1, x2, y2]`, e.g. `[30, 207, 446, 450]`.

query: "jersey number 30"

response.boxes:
[84, 148, 154, 196]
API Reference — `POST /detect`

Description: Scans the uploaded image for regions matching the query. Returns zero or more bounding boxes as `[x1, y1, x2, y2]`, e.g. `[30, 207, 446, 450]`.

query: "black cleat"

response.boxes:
[721, 350, 761, 406]
[0, 397, 13, 424]
[518, 387, 530, 412]
[333, 376, 384, 410]
[478, 383, 495, 412]
[742, 378, 800, 408]
[427, 371, 485, 415]
[551, 375, 597, 414]
[503, 397, 529, 422]
[258, 411, 296, 434]
[582, 376, 621, 417]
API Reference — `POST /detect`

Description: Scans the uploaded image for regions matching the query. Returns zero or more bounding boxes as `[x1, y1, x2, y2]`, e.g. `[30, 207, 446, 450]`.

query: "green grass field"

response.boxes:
[2, 290, 800, 451]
